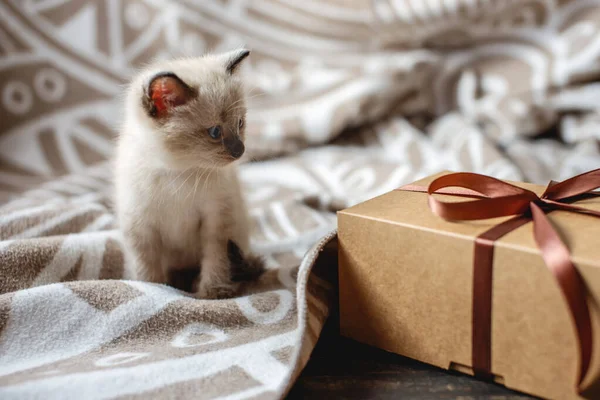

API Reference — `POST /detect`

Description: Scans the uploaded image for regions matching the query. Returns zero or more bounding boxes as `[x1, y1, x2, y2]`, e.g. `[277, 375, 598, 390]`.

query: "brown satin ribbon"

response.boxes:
[398, 169, 600, 391]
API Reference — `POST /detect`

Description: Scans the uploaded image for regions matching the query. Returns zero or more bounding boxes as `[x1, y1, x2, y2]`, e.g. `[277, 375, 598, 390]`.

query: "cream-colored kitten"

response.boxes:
[114, 49, 263, 299]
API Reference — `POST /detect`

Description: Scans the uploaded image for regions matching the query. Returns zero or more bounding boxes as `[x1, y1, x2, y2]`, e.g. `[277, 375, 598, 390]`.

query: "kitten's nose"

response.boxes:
[224, 136, 245, 159]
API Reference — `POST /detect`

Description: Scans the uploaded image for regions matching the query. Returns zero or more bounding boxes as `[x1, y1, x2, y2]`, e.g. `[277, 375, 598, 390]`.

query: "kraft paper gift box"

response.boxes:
[337, 170, 600, 400]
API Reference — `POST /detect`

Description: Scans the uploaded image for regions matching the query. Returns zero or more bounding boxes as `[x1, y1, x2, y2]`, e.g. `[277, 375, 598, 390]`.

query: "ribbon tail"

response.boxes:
[472, 216, 532, 379]
[543, 199, 600, 218]
[530, 203, 593, 387]
[542, 168, 600, 200]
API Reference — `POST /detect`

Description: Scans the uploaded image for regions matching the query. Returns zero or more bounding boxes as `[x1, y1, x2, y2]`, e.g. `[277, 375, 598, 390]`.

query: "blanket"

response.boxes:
[1, 1, 600, 399]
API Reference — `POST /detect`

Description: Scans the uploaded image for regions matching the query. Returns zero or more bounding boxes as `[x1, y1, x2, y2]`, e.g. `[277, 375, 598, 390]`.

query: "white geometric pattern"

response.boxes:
[2, 1, 600, 399]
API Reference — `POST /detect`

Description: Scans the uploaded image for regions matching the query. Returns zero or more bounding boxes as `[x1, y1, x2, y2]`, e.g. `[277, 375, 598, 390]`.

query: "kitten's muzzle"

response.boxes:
[224, 135, 245, 159]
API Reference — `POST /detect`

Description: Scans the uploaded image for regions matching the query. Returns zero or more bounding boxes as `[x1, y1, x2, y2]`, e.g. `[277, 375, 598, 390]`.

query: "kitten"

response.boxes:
[114, 49, 264, 299]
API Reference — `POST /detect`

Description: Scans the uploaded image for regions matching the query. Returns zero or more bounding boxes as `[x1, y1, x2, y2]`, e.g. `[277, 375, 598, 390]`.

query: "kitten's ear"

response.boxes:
[223, 49, 250, 75]
[144, 72, 195, 118]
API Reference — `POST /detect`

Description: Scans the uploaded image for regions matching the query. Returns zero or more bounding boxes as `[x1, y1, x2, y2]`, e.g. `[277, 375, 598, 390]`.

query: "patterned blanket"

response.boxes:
[1, 1, 600, 399]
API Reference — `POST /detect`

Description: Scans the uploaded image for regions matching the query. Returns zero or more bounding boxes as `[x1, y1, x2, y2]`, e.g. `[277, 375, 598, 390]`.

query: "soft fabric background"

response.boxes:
[1, 1, 600, 399]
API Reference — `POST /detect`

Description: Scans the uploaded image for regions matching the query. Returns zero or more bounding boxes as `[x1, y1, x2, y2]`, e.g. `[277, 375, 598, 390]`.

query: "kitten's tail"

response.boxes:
[227, 240, 266, 282]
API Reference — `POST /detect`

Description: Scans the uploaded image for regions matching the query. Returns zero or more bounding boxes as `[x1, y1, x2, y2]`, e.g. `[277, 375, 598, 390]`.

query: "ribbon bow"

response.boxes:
[399, 168, 600, 392]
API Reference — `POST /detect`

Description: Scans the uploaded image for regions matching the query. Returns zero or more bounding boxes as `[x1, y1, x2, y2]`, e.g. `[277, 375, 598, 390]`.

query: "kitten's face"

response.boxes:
[134, 49, 250, 170]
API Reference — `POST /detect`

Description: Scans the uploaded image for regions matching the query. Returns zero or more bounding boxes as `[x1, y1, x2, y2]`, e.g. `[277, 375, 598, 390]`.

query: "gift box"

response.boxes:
[337, 170, 600, 400]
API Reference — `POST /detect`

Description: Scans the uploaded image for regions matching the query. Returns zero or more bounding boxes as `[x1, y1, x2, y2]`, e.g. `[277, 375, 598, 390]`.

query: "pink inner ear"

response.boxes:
[150, 77, 190, 117]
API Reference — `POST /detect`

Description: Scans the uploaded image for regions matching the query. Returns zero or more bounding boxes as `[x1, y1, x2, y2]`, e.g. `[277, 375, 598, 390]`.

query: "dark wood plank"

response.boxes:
[287, 316, 536, 400]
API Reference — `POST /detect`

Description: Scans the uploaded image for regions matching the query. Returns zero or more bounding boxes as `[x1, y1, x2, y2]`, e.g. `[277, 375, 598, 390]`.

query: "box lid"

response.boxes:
[339, 171, 600, 268]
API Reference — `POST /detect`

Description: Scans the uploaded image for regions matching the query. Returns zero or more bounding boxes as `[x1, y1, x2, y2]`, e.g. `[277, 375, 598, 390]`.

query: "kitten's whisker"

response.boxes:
[225, 92, 264, 113]
[185, 170, 202, 201]
[246, 92, 266, 100]
[161, 169, 186, 208]
[217, 167, 224, 189]
[184, 169, 199, 202]
[191, 168, 203, 200]
[199, 166, 211, 190]
[246, 86, 263, 98]
[197, 166, 212, 195]
[172, 168, 188, 187]
[227, 105, 251, 112]
[174, 169, 194, 197]
[226, 98, 245, 113]
[203, 167, 215, 196]
[241, 93, 267, 106]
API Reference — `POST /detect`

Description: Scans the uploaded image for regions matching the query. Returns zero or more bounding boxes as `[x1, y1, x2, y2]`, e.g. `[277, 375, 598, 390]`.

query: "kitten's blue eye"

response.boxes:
[207, 126, 221, 139]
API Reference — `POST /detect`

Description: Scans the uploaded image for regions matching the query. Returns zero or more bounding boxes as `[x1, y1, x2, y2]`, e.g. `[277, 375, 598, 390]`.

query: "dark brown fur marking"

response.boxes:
[226, 50, 250, 75]
[227, 240, 265, 282]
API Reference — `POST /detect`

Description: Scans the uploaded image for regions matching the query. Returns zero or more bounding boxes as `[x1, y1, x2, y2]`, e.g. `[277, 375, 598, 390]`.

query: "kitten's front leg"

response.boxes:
[195, 237, 238, 299]
[123, 224, 165, 284]
[194, 208, 239, 299]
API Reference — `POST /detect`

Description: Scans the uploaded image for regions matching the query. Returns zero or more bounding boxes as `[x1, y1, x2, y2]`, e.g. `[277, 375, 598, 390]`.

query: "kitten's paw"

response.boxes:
[195, 281, 238, 300]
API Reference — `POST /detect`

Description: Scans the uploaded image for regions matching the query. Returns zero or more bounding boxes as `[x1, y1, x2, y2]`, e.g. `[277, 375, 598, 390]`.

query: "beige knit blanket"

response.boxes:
[1, 1, 600, 399]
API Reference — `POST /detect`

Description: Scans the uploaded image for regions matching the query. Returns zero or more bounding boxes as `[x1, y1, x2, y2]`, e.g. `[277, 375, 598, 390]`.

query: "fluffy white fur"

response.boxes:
[114, 50, 253, 299]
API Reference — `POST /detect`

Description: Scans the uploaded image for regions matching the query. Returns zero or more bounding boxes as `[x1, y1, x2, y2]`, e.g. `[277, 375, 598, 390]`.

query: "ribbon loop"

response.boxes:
[427, 172, 540, 221]
[541, 199, 600, 218]
[542, 169, 600, 200]
[429, 172, 536, 198]
[428, 194, 536, 221]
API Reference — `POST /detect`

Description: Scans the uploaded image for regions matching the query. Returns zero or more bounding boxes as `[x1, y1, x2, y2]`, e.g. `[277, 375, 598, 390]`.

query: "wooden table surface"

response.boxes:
[287, 316, 536, 399]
